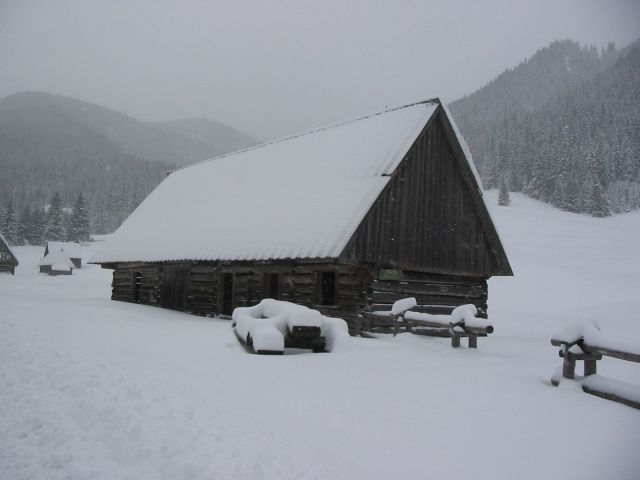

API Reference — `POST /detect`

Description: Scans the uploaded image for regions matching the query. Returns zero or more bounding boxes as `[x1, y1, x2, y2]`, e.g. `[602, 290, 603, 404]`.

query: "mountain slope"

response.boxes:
[449, 39, 640, 215]
[0, 91, 258, 235]
[450, 40, 619, 174]
[0, 105, 168, 233]
[0, 92, 258, 166]
[155, 118, 259, 160]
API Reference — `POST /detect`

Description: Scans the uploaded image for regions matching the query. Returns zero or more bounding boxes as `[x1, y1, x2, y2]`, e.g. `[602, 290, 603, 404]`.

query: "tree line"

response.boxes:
[451, 40, 640, 217]
[1, 192, 90, 246]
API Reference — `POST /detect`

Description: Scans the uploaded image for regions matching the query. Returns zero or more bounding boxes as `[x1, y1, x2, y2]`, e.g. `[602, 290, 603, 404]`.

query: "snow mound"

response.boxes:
[391, 297, 417, 315]
[287, 310, 323, 330]
[232, 299, 351, 353]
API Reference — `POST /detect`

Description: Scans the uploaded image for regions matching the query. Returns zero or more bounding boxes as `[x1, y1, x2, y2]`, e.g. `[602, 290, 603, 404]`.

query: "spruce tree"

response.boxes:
[30, 208, 46, 246]
[498, 177, 511, 206]
[2, 200, 18, 244]
[16, 207, 31, 245]
[46, 192, 66, 241]
[70, 193, 91, 242]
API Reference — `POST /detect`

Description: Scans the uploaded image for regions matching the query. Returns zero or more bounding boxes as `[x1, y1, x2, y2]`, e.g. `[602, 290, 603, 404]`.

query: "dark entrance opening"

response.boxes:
[221, 273, 234, 315]
[320, 272, 336, 305]
[264, 273, 280, 300]
[133, 272, 142, 302]
[160, 265, 187, 310]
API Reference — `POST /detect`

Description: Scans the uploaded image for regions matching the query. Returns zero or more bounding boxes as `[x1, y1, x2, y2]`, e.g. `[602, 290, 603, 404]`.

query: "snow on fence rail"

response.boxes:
[358, 298, 494, 348]
[550, 323, 640, 410]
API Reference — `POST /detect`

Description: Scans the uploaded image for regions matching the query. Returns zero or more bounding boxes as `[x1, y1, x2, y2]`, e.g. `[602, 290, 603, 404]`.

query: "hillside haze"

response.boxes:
[0, 91, 258, 234]
[450, 39, 640, 215]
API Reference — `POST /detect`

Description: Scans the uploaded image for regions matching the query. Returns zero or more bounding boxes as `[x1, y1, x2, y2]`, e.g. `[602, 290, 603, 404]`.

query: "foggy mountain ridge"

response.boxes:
[0, 91, 259, 167]
[155, 118, 259, 161]
[450, 38, 640, 215]
[0, 91, 259, 235]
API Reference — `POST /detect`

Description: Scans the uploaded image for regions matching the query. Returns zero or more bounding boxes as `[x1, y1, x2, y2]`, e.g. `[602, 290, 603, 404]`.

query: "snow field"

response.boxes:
[1, 192, 640, 479]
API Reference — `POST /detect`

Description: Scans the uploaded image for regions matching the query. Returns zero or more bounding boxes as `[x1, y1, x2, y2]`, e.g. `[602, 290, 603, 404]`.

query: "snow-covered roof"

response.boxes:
[0, 230, 19, 264]
[93, 100, 449, 264]
[47, 241, 82, 259]
[39, 251, 75, 269]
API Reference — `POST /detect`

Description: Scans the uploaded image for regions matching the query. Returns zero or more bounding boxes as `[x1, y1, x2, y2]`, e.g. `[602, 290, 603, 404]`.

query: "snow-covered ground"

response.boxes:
[1, 191, 639, 480]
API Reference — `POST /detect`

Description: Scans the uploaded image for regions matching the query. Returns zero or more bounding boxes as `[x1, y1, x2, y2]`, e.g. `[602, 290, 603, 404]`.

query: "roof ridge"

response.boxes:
[169, 98, 440, 174]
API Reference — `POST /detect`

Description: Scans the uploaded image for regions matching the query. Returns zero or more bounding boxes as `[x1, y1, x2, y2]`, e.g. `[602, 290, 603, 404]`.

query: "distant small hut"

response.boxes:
[45, 242, 82, 268]
[93, 99, 513, 330]
[39, 251, 74, 276]
[0, 231, 19, 274]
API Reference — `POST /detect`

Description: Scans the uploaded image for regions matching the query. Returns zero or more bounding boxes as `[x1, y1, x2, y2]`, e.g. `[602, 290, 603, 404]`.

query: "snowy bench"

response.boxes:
[551, 325, 640, 410]
[358, 298, 493, 348]
[233, 299, 330, 354]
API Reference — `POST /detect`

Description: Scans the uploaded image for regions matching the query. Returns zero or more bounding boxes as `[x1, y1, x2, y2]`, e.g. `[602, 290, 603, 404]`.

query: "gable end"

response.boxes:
[340, 105, 513, 277]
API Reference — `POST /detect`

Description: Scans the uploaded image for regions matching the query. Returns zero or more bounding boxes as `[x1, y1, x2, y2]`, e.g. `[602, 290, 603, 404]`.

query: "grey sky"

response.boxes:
[1, 0, 639, 140]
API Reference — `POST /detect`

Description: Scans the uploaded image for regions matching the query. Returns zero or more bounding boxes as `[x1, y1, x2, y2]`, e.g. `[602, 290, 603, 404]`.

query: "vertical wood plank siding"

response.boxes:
[341, 110, 500, 277]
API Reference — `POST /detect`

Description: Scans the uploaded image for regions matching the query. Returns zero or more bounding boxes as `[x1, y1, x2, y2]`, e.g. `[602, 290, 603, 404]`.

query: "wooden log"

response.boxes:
[582, 376, 640, 410]
[582, 344, 640, 364]
[368, 291, 485, 307]
[563, 352, 576, 380]
[371, 279, 486, 298]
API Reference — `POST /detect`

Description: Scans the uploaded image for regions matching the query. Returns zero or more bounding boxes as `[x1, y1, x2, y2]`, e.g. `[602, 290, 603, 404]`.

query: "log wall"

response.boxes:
[109, 262, 488, 331]
[364, 269, 488, 318]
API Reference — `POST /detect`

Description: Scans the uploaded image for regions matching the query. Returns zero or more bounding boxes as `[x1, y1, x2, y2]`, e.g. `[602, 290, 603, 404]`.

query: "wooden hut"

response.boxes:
[0, 231, 19, 274]
[92, 99, 512, 330]
[39, 251, 74, 275]
[45, 242, 82, 268]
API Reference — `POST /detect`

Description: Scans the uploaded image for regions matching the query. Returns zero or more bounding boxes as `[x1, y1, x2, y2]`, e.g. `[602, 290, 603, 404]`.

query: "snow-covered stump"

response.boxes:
[550, 324, 640, 409]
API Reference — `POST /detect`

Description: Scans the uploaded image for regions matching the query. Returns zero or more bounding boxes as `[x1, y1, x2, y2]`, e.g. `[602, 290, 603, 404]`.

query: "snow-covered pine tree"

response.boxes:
[30, 208, 46, 246]
[2, 200, 18, 244]
[16, 207, 31, 245]
[70, 193, 91, 242]
[498, 177, 511, 206]
[46, 192, 66, 241]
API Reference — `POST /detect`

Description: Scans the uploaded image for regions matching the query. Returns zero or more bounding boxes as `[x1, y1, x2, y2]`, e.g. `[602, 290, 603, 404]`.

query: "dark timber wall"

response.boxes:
[108, 261, 367, 324]
[341, 109, 509, 277]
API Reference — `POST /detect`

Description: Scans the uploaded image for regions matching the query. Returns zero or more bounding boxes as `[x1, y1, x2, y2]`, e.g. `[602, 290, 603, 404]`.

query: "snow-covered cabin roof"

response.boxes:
[0, 230, 19, 265]
[39, 251, 75, 269]
[92, 100, 470, 264]
[46, 241, 82, 259]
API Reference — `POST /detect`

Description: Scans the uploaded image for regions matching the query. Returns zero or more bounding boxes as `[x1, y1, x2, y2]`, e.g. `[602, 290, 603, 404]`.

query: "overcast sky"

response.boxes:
[1, 0, 639, 140]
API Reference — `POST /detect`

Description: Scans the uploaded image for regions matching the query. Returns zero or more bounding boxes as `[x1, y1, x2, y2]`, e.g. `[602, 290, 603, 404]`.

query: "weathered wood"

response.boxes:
[581, 344, 640, 363]
[340, 107, 512, 277]
[103, 104, 511, 327]
[582, 377, 640, 410]
[562, 354, 576, 380]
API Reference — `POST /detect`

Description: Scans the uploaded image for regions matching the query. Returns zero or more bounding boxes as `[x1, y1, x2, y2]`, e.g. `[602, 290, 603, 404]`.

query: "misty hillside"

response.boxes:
[156, 118, 259, 160]
[0, 92, 258, 166]
[0, 92, 258, 235]
[450, 39, 640, 215]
